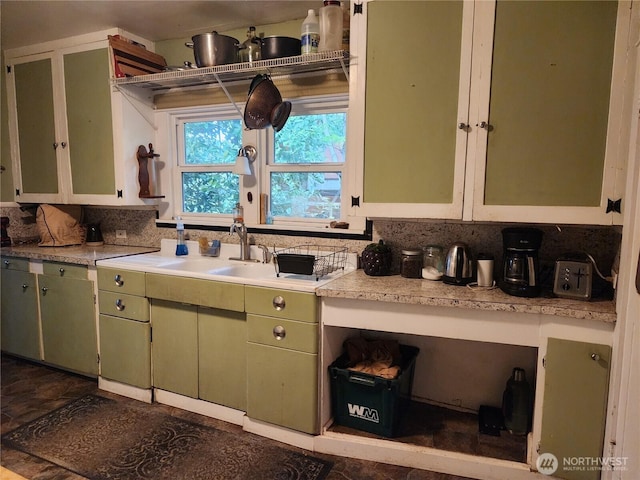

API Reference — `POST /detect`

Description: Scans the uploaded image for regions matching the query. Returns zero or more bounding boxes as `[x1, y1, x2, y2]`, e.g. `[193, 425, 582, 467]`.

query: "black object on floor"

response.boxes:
[2, 394, 332, 480]
[478, 405, 504, 436]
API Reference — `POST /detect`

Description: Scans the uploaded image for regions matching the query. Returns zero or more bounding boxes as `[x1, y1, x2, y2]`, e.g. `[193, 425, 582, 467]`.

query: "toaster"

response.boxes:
[553, 253, 593, 300]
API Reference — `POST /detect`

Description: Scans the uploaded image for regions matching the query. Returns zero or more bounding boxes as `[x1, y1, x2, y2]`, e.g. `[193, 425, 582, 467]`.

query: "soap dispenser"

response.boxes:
[175, 216, 188, 256]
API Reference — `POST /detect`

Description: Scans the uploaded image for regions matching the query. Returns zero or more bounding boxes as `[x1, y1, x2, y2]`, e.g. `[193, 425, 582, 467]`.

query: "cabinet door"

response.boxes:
[99, 314, 151, 388]
[353, 0, 471, 219]
[151, 299, 198, 398]
[539, 338, 611, 480]
[11, 55, 63, 202]
[198, 308, 246, 410]
[39, 274, 97, 375]
[471, 0, 623, 224]
[63, 48, 116, 198]
[247, 343, 318, 434]
[0, 269, 40, 360]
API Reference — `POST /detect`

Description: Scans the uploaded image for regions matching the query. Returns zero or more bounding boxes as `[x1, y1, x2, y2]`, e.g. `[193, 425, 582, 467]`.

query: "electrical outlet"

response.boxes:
[115, 230, 127, 239]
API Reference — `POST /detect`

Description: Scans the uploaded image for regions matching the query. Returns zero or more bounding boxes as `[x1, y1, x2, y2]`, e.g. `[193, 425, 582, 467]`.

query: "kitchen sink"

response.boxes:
[207, 263, 274, 278]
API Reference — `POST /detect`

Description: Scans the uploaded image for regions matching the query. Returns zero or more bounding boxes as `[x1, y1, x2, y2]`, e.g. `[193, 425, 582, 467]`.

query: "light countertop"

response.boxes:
[1, 244, 159, 266]
[316, 270, 617, 323]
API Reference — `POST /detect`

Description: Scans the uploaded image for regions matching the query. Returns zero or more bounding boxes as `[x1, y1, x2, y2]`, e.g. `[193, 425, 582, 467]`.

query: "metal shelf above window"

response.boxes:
[112, 50, 350, 95]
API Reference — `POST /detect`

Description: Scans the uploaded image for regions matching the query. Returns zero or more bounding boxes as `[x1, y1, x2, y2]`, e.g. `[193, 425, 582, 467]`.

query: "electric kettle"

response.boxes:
[443, 242, 473, 285]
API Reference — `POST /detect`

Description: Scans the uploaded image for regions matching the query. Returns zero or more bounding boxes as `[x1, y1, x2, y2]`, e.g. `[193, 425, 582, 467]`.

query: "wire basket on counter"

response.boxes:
[274, 245, 348, 280]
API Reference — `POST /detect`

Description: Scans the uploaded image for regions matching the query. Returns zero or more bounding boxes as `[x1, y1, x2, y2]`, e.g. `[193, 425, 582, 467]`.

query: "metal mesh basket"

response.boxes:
[274, 245, 348, 280]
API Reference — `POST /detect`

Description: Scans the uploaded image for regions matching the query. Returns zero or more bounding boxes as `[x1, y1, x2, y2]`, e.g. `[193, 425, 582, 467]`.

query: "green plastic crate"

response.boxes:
[329, 344, 419, 437]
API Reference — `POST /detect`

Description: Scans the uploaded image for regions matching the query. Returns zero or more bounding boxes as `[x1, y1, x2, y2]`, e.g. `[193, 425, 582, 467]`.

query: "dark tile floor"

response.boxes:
[1, 355, 481, 480]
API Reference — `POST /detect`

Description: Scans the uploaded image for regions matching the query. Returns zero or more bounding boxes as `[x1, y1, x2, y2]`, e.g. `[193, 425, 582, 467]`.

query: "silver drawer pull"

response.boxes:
[59, 267, 65, 275]
[3, 260, 9, 266]
[273, 325, 286, 340]
[591, 353, 601, 361]
[115, 299, 125, 311]
[41, 287, 48, 294]
[22, 284, 28, 290]
[272, 295, 286, 311]
[114, 274, 124, 287]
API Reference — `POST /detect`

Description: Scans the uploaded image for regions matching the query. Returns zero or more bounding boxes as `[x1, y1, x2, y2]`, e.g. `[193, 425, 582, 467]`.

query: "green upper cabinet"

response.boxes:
[352, 0, 470, 219]
[349, 0, 633, 225]
[63, 48, 115, 196]
[12, 56, 61, 202]
[4, 30, 157, 206]
[469, 0, 628, 224]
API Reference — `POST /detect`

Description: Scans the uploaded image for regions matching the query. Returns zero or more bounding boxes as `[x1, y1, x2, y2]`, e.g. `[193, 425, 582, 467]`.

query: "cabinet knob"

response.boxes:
[41, 286, 48, 294]
[114, 274, 124, 287]
[21, 284, 28, 290]
[478, 121, 493, 131]
[3, 260, 9, 266]
[272, 325, 286, 340]
[458, 122, 469, 131]
[115, 299, 125, 311]
[59, 267, 65, 275]
[272, 295, 286, 311]
[53, 142, 58, 150]
[61, 141, 67, 148]
[591, 353, 601, 361]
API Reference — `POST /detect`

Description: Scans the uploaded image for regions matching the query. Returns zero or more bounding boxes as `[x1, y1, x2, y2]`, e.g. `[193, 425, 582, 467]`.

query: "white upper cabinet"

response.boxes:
[347, 0, 635, 225]
[5, 30, 158, 206]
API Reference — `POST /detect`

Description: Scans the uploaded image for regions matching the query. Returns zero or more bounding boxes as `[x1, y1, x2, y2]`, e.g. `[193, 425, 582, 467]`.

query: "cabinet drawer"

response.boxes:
[98, 291, 149, 322]
[43, 261, 87, 279]
[247, 314, 318, 354]
[1, 257, 30, 272]
[245, 286, 317, 322]
[97, 267, 146, 296]
[146, 273, 244, 312]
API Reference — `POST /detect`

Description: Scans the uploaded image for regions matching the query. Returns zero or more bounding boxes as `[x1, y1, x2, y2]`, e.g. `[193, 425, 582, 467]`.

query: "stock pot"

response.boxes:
[186, 32, 239, 67]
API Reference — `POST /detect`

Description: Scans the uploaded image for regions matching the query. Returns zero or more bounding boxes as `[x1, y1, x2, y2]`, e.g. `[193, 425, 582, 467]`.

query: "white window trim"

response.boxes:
[155, 94, 366, 234]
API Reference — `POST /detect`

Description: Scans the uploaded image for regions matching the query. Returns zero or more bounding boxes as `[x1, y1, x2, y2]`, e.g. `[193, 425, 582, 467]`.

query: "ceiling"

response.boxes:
[1, 1, 318, 51]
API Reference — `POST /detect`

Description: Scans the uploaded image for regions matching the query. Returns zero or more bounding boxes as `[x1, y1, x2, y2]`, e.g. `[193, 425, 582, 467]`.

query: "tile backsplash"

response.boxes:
[1, 205, 621, 277]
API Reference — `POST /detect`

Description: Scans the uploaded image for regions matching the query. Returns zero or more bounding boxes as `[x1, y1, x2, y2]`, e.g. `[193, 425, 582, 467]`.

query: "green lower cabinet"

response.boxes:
[39, 274, 97, 375]
[247, 343, 318, 434]
[540, 338, 612, 480]
[99, 315, 151, 388]
[151, 299, 198, 398]
[198, 308, 246, 410]
[0, 268, 40, 360]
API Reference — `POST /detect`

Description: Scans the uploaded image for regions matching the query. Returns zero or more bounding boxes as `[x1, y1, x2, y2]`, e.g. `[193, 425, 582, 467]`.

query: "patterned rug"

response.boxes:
[2, 394, 332, 480]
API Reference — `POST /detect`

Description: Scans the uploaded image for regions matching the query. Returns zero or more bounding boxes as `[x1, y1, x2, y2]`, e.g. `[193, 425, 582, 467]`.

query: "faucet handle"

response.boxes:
[257, 244, 272, 264]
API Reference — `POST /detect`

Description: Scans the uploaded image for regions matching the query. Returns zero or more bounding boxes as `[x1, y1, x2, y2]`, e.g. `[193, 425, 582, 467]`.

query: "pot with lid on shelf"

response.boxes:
[185, 32, 240, 67]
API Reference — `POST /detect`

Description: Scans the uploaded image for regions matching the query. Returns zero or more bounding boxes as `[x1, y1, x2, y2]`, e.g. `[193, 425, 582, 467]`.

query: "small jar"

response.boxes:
[401, 249, 423, 278]
[422, 245, 445, 280]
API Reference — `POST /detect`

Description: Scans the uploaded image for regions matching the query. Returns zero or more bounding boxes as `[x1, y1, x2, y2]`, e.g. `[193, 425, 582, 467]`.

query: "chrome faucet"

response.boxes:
[229, 222, 255, 261]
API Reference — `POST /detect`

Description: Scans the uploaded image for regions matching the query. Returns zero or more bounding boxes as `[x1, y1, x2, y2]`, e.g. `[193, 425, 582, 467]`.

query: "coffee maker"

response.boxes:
[500, 228, 543, 298]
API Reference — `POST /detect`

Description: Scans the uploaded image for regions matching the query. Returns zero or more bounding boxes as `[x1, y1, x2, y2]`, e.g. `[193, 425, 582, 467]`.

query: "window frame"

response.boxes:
[262, 95, 348, 228]
[162, 93, 366, 234]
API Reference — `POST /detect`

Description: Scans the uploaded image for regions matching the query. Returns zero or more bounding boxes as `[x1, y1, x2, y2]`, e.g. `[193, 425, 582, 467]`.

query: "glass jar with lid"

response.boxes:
[401, 249, 423, 278]
[422, 245, 445, 280]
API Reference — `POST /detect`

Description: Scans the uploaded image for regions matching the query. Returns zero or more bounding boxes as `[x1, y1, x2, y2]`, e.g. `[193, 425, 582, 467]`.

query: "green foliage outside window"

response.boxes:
[182, 120, 241, 213]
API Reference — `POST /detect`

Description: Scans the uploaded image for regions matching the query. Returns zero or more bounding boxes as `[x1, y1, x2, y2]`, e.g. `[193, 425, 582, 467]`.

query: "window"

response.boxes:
[176, 112, 242, 216]
[170, 95, 352, 231]
[267, 99, 347, 223]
